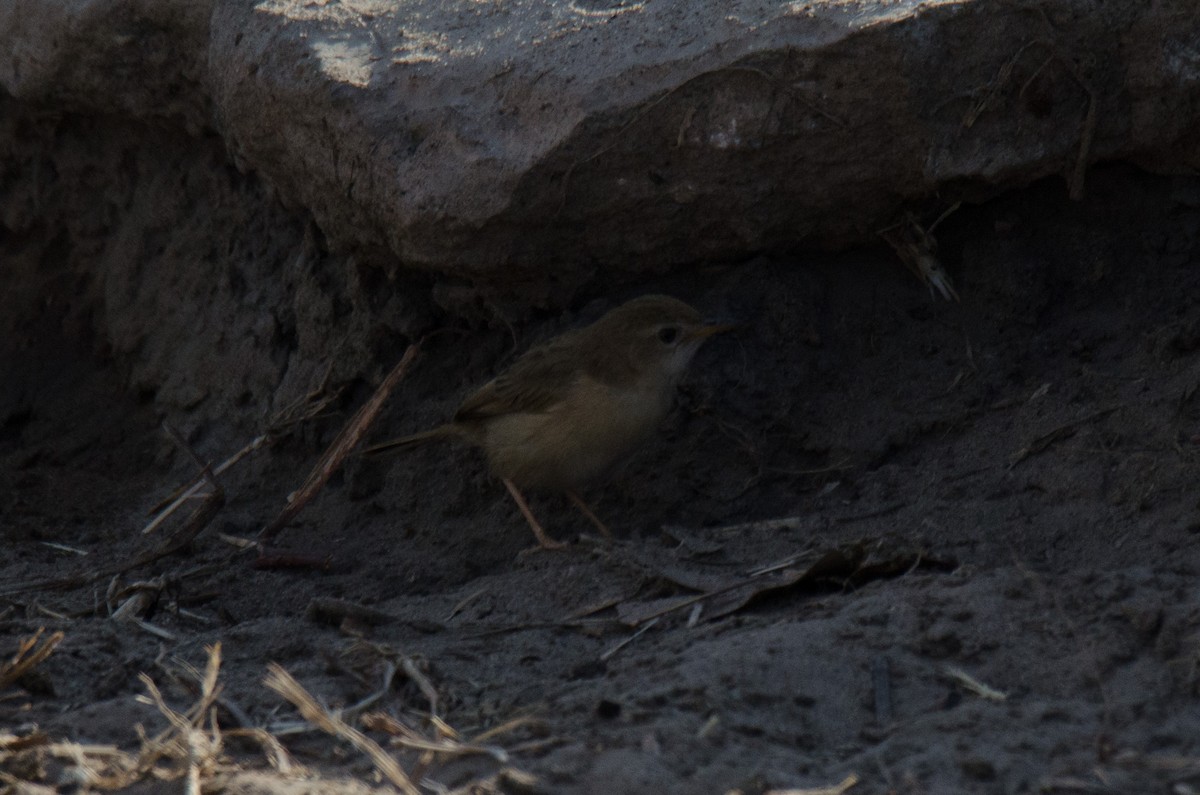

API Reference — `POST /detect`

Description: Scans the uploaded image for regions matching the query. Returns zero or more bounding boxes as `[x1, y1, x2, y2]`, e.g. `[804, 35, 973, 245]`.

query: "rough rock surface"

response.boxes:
[5, 0, 1200, 298]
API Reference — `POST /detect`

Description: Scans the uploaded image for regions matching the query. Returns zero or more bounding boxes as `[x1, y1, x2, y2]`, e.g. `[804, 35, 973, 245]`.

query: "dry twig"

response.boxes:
[132, 643, 225, 781]
[222, 727, 300, 774]
[943, 665, 1008, 702]
[260, 341, 422, 543]
[0, 629, 64, 690]
[0, 644, 231, 791]
[443, 767, 543, 795]
[600, 617, 661, 662]
[143, 434, 267, 535]
[879, 208, 961, 302]
[145, 365, 343, 534]
[306, 597, 400, 628]
[1008, 406, 1119, 468]
[0, 437, 225, 598]
[361, 712, 508, 763]
[263, 662, 420, 795]
[764, 775, 860, 795]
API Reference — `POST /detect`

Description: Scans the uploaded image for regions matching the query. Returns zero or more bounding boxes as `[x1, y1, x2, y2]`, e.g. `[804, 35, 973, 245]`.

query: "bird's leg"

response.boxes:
[503, 478, 566, 550]
[566, 490, 613, 541]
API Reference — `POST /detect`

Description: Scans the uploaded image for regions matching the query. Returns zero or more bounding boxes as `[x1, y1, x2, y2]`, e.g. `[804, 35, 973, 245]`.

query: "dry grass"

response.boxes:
[1, 643, 227, 790]
[0, 628, 63, 691]
[2, 636, 541, 794]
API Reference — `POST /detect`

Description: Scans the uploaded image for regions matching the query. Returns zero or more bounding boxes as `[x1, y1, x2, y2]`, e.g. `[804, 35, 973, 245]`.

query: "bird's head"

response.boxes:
[591, 295, 736, 385]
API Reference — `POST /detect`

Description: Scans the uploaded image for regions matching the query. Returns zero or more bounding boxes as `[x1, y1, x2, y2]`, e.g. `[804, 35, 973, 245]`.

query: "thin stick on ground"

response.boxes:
[38, 541, 87, 556]
[259, 341, 422, 543]
[400, 655, 440, 719]
[263, 662, 420, 795]
[305, 597, 401, 628]
[0, 465, 224, 597]
[145, 366, 343, 534]
[469, 716, 549, 745]
[766, 774, 859, 795]
[143, 434, 266, 535]
[223, 728, 299, 774]
[879, 210, 961, 302]
[158, 654, 255, 730]
[360, 713, 509, 763]
[3, 644, 232, 790]
[600, 617, 660, 662]
[0, 628, 64, 690]
[1008, 406, 1120, 469]
[339, 639, 441, 717]
[338, 661, 397, 724]
[132, 643, 225, 781]
[943, 665, 1008, 702]
[446, 587, 489, 621]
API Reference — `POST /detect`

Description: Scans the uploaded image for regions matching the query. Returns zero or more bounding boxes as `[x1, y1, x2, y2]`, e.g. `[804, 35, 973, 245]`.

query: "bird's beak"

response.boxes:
[689, 321, 739, 340]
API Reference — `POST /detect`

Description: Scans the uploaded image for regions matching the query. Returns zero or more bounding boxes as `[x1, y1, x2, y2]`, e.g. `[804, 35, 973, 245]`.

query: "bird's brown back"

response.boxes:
[454, 294, 702, 427]
[453, 331, 589, 425]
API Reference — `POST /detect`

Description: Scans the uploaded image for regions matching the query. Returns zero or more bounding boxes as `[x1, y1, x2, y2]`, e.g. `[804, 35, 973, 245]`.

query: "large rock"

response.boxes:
[4, 0, 1200, 300]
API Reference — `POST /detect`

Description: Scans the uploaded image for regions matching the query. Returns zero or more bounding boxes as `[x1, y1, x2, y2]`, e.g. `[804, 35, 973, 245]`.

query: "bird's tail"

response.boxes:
[362, 425, 457, 456]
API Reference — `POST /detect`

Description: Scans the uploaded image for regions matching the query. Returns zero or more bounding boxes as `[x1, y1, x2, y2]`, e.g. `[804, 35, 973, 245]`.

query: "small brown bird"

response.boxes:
[366, 295, 733, 549]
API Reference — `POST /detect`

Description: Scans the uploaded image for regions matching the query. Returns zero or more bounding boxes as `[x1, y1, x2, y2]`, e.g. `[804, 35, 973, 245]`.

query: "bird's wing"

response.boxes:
[453, 334, 583, 422]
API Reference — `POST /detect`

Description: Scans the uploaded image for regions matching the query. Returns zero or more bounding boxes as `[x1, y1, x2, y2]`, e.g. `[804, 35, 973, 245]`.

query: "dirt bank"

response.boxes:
[4, 164, 1200, 793]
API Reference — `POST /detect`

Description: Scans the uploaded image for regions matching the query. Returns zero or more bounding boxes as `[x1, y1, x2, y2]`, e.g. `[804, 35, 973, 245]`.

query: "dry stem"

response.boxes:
[260, 341, 422, 542]
[263, 662, 420, 795]
[0, 628, 64, 690]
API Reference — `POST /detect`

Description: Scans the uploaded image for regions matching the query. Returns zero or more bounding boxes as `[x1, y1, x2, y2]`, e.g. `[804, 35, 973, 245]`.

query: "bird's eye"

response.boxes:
[657, 326, 680, 345]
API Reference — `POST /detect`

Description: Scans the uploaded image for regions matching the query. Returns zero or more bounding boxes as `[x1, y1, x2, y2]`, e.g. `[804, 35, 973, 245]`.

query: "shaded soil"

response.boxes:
[4, 164, 1200, 793]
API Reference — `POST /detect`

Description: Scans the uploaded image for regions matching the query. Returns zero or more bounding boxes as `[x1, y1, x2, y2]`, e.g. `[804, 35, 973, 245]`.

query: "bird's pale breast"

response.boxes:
[480, 373, 672, 490]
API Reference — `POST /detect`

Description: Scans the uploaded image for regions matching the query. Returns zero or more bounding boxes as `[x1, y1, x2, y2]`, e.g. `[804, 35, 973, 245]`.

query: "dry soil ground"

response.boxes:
[4, 164, 1200, 793]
